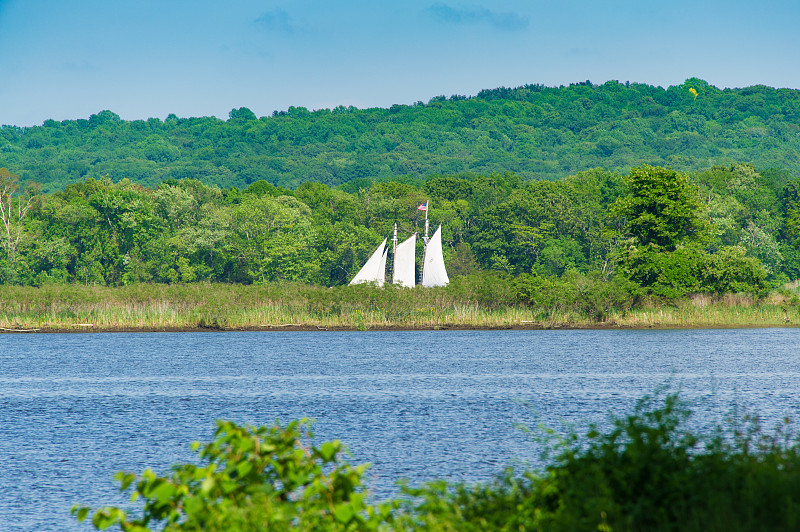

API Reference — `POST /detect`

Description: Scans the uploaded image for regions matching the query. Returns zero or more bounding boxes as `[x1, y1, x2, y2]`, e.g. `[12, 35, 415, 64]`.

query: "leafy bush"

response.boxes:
[700, 245, 770, 297]
[75, 393, 800, 531]
[397, 392, 800, 532]
[615, 244, 770, 301]
[73, 419, 394, 531]
[513, 271, 639, 319]
[443, 271, 516, 309]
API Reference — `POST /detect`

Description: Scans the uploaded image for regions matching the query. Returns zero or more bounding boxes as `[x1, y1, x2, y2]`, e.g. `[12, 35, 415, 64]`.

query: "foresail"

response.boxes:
[350, 238, 387, 285]
[422, 225, 449, 287]
[393, 233, 416, 287]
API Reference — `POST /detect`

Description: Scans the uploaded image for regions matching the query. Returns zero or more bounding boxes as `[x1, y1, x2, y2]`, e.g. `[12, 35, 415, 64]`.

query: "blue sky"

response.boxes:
[1, 0, 799, 126]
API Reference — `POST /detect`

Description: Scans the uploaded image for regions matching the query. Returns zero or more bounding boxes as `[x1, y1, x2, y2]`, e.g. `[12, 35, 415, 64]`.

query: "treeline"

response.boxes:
[4, 79, 800, 192]
[2, 163, 800, 306]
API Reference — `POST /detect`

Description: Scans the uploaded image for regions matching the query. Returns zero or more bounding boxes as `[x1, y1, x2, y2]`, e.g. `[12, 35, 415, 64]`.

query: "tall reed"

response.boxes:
[0, 283, 797, 331]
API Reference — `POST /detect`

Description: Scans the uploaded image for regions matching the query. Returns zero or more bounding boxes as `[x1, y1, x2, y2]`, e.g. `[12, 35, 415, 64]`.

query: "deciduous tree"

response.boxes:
[0, 167, 41, 264]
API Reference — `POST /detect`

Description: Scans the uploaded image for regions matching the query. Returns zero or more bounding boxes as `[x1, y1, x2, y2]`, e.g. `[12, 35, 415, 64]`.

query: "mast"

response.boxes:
[420, 200, 430, 285]
[417, 200, 449, 287]
[391, 223, 398, 284]
[424, 200, 430, 245]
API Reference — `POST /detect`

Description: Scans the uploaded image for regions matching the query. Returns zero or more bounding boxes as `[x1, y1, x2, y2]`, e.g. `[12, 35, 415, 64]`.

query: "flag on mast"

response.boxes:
[417, 202, 428, 211]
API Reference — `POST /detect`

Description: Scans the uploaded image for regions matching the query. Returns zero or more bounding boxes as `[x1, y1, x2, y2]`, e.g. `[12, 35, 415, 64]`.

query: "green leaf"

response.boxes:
[118, 472, 136, 491]
[152, 482, 176, 504]
[236, 461, 253, 478]
[334, 502, 355, 524]
[319, 440, 340, 462]
[201, 476, 216, 494]
[71, 506, 90, 522]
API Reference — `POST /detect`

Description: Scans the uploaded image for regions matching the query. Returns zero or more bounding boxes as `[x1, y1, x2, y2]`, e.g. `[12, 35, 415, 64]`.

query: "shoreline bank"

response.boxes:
[1, 321, 797, 333]
[1, 283, 797, 333]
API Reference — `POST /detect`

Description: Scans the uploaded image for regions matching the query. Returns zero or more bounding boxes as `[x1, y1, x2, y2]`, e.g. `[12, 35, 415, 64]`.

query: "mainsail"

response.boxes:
[422, 225, 449, 287]
[393, 233, 417, 287]
[349, 238, 387, 285]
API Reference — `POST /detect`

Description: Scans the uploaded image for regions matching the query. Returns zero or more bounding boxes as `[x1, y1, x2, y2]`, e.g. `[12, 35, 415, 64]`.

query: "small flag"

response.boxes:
[417, 202, 428, 211]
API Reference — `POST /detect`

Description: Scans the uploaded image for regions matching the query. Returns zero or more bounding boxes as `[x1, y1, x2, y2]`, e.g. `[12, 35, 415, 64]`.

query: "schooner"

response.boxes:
[349, 201, 449, 287]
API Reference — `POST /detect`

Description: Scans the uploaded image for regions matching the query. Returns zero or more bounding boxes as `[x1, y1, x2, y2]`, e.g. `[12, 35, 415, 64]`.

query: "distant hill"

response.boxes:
[2, 78, 800, 192]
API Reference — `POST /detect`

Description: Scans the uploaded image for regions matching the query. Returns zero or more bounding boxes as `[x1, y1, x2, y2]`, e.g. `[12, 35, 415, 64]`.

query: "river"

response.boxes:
[1, 329, 799, 531]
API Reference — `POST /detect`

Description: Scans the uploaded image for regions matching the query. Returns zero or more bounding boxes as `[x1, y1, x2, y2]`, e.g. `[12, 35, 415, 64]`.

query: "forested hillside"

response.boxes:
[3, 78, 800, 193]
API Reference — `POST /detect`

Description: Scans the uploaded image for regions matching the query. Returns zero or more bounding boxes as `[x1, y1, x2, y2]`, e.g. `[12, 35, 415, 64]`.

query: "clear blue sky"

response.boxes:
[1, 0, 799, 126]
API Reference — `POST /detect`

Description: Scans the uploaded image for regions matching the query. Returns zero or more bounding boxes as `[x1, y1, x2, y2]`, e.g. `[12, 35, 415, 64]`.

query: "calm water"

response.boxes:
[2, 329, 800, 531]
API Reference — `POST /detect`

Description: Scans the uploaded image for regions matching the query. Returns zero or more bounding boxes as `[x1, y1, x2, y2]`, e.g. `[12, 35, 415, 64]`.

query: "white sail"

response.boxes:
[422, 225, 449, 287]
[350, 238, 387, 285]
[393, 233, 416, 287]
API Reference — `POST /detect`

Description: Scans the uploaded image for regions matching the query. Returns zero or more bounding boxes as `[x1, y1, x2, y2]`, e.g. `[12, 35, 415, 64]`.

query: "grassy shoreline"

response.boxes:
[0, 282, 798, 332]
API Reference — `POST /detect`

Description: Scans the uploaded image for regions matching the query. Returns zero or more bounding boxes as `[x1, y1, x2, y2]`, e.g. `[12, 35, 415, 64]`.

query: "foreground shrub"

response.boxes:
[73, 419, 394, 531]
[397, 393, 800, 531]
[76, 393, 800, 531]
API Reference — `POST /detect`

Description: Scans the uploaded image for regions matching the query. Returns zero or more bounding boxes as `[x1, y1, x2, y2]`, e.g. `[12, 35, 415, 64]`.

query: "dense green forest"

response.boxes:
[4, 78, 800, 305]
[3, 78, 800, 193]
[1, 160, 800, 307]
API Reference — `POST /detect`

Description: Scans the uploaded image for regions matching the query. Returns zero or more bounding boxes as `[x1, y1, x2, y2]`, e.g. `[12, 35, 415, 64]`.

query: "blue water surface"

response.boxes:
[1, 329, 799, 531]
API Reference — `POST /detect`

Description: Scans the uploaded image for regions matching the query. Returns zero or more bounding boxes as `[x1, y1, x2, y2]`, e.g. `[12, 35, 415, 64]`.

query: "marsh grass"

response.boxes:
[0, 282, 797, 331]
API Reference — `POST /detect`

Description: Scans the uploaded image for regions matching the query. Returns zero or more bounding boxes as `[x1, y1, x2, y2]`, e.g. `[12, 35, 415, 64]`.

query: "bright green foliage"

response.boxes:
[610, 165, 773, 298]
[74, 394, 800, 531]
[610, 165, 708, 251]
[231, 195, 319, 283]
[513, 271, 640, 320]
[72, 419, 395, 531]
[614, 242, 769, 300]
[783, 178, 800, 251]
[697, 164, 785, 275]
[0, 158, 797, 299]
[527, 392, 800, 531]
[471, 169, 617, 275]
[701, 246, 770, 296]
[0, 167, 41, 268]
[613, 245, 703, 299]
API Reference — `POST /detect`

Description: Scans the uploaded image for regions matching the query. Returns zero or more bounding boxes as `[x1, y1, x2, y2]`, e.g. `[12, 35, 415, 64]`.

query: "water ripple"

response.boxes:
[1, 329, 799, 531]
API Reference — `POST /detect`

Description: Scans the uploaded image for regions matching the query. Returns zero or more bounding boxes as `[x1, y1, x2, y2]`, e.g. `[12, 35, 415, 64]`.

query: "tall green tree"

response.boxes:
[609, 165, 709, 295]
[609, 165, 708, 251]
[611, 165, 768, 297]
